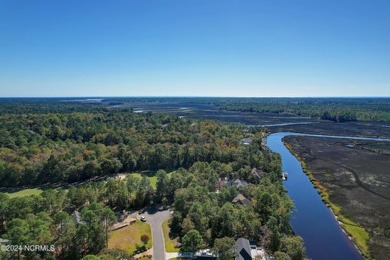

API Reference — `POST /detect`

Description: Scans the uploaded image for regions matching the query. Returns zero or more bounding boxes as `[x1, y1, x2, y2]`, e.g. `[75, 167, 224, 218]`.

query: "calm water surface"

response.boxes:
[267, 132, 369, 260]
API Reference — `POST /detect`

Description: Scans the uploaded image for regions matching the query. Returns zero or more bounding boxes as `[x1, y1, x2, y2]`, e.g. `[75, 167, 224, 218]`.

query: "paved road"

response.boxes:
[144, 209, 171, 260]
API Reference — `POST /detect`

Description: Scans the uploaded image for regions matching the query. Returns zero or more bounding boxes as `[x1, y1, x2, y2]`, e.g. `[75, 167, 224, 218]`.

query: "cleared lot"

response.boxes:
[108, 220, 152, 255]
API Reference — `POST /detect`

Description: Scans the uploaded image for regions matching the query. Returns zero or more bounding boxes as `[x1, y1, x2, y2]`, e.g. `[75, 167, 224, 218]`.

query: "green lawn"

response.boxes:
[130, 173, 157, 189]
[162, 219, 179, 252]
[129, 172, 173, 189]
[6, 188, 42, 198]
[108, 220, 152, 255]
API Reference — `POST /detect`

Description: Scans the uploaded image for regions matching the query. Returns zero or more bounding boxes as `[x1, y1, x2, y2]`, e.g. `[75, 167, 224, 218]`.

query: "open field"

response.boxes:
[125, 173, 157, 189]
[122, 172, 174, 189]
[108, 220, 152, 255]
[284, 136, 390, 259]
[6, 188, 42, 198]
[162, 219, 179, 253]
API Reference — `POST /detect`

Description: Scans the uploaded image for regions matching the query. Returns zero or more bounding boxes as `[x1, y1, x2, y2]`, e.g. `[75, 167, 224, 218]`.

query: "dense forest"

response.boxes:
[214, 98, 390, 122]
[0, 101, 304, 259]
[0, 106, 246, 187]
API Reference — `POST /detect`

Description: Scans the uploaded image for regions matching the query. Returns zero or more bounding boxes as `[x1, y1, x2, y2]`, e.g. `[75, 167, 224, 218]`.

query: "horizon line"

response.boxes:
[1, 95, 390, 99]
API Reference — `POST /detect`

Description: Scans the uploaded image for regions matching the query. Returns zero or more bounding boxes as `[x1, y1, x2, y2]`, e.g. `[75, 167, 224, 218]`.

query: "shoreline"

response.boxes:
[282, 139, 370, 259]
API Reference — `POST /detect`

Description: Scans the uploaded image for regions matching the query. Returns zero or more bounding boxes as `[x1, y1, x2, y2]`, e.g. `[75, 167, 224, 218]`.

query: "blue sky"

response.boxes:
[0, 0, 389, 97]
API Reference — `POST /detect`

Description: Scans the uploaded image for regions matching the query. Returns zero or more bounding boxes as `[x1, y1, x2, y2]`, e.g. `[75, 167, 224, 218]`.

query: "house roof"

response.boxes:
[251, 168, 266, 179]
[232, 194, 247, 202]
[71, 211, 85, 225]
[240, 138, 253, 145]
[222, 179, 249, 188]
[219, 178, 228, 187]
[235, 238, 252, 260]
[232, 179, 249, 188]
[251, 168, 260, 175]
[232, 194, 252, 206]
[220, 178, 249, 189]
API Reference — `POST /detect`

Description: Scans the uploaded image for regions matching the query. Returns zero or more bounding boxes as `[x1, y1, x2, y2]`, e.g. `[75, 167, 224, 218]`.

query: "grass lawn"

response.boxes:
[6, 188, 42, 198]
[108, 220, 152, 255]
[130, 172, 173, 189]
[125, 173, 156, 189]
[131, 173, 157, 188]
[162, 219, 179, 252]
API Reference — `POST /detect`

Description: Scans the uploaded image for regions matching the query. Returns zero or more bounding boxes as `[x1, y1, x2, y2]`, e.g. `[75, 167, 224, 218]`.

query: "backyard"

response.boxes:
[108, 220, 153, 255]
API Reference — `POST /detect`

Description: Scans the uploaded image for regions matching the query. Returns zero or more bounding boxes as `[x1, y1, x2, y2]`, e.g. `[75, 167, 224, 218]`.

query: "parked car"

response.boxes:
[140, 215, 146, 222]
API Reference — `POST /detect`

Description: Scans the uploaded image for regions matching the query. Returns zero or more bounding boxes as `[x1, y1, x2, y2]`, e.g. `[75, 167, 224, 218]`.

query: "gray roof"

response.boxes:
[232, 179, 249, 188]
[235, 238, 252, 260]
[220, 178, 249, 189]
[240, 138, 253, 145]
[232, 194, 252, 206]
[71, 211, 85, 225]
[223, 179, 249, 188]
[251, 168, 263, 179]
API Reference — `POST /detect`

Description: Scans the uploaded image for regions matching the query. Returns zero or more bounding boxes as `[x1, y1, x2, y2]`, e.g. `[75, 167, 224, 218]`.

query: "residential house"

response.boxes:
[240, 138, 253, 145]
[230, 179, 249, 189]
[218, 178, 249, 190]
[232, 194, 252, 206]
[251, 168, 263, 180]
[236, 238, 266, 260]
[236, 238, 252, 260]
[71, 211, 85, 225]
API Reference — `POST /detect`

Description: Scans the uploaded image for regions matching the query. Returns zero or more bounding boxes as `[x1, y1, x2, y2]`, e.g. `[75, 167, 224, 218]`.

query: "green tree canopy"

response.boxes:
[181, 229, 204, 253]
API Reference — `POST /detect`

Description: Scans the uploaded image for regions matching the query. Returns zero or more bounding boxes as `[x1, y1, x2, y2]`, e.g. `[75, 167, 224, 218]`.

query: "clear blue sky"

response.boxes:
[1, 0, 389, 97]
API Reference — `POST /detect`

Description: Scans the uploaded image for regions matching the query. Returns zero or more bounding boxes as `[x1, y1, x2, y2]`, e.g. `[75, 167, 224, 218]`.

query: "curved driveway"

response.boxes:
[144, 209, 171, 260]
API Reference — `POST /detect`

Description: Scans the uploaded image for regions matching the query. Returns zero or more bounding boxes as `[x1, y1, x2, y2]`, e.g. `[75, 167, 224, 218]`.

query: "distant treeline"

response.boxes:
[2, 97, 388, 122]
[214, 98, 390, 122]
[0, 98, 112, 114]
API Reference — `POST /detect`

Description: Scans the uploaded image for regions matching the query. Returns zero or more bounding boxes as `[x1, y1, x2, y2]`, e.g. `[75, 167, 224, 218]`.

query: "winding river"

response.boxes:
[267, 132, 390, 260]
